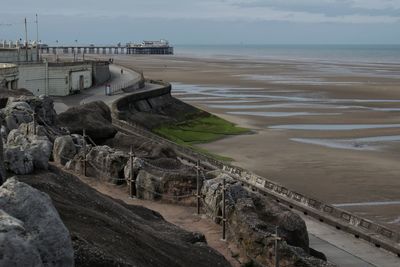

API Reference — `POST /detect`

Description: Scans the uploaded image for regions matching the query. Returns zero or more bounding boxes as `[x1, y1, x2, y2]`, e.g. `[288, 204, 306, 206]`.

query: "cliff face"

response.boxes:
[17, 166, 231, 267]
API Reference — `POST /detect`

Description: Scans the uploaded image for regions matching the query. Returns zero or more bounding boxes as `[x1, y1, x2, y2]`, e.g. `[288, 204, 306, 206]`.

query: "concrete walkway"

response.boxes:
[53, 64, 143, 113]
[299, 212, 400, 267]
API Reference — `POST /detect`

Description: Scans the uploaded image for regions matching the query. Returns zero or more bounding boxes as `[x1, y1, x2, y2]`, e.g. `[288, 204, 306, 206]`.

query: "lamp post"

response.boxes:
[55, 40, 59, 62]
[74, 39, 77, 61]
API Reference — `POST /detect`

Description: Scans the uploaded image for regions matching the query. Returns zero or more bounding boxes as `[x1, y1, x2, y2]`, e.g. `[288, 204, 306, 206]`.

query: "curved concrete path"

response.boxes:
[53, 64, 146, 113]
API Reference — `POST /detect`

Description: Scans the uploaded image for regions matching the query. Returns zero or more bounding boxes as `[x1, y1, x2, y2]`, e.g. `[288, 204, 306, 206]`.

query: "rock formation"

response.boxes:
[58, 101, 117, 142]
[202, 175, 336, 267]
[5, 122, 52, 172]
[0, 210, 43, 266]
[1, 101, 33, 132]
[104, 131, 177, 159]
[134, 158, 197, 202]
[0, 134, 5, 185]
[0, 178, 74, 266]
[53, 135, 77, 165]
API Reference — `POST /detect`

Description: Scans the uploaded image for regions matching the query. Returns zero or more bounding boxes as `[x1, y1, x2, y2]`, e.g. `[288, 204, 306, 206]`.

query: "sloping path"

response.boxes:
[53, 64, 144, 113]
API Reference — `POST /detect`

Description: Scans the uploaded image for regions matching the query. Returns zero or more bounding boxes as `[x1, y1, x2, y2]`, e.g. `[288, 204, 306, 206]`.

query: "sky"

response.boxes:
[0, 0, 399, 45]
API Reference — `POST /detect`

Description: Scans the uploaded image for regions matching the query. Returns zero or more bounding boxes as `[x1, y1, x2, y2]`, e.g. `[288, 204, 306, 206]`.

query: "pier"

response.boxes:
[40, 43, 173, 55]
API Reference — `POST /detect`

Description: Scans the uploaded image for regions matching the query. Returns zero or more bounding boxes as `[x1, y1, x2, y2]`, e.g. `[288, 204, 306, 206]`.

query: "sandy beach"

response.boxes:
[99, 53, 400, 232]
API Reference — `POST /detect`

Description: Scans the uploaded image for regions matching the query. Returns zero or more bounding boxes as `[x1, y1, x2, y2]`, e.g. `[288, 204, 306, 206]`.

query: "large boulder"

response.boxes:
[58, 101, 117, 142]
[0, 135, 5, 185]
[202, 175, 335, 267]
[0, 178, 74, 266]
[1, 101, 33, 131]
[66, 145, 128, 184]
[0, 210, 43, 266]
[3, 146, 34, 175]
[7, 95, 58, 126]
[53, 135, 77, 165]
[6, 122, 53, 171]
[135, 160, 197, 202]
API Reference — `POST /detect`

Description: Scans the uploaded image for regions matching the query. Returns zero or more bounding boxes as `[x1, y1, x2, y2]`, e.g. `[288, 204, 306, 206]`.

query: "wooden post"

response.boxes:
[32, 111, 36, 135]
[222, 178, 226, 241]
[129, 145, 135, 198]
[196, 160, 200, 215]
[82, 129, 87, 176]
[275, 226, 280, 267]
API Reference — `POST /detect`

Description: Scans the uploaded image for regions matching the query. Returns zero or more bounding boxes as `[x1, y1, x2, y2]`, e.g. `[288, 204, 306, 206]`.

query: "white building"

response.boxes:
[18, 61, 93, 96]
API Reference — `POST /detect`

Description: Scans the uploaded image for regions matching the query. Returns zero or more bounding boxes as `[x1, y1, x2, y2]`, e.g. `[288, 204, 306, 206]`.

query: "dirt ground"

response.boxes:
[88, 54, 400, 232]
[77, 174, 242, 267]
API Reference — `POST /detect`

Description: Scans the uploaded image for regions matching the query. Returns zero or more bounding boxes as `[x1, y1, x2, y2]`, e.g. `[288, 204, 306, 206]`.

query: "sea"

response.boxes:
[174, 44, 400, 64]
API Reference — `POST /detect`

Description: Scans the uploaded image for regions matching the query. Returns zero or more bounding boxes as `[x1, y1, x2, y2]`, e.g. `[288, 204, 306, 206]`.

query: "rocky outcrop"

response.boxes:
[0, 210, 43, 266]
[53, 135, 77, 165]
[8, 95, 58, 126]
[58, 101, 117, 142]
[0, 135, 5, 185]
[0, 87, 33, 109]
[1, 95, 66, 143]
[3, 146, 34, 175]
[202, 175, 335, 267]
[104, 131, 177, 159]
[66, 145, 128, 184]
[6, 122, 52, 171]
[135, 160, 197, 202]
[1, 101, 33, 131]
[17, 166, 231, 267]
[0, 178, 74, 266]
[86, 146, 128, 183]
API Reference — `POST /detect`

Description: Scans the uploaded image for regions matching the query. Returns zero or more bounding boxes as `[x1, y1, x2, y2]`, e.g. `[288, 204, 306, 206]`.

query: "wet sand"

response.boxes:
[99, 54, 400, 232]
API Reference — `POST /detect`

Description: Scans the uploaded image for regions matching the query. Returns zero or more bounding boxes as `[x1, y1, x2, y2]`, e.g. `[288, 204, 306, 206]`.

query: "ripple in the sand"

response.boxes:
[270, 124, 400, 130]
[228, 111, 341, 117]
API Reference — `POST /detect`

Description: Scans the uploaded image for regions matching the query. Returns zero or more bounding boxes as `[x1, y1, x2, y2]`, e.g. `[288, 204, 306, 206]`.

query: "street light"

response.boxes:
[55, 40, 59, 62]
[74, 39, 78, 61]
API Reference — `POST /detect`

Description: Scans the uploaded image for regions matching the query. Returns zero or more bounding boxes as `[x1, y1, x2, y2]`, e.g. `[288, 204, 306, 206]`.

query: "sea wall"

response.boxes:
[112, 81, 173, 121]
[111, 81, 400, 257]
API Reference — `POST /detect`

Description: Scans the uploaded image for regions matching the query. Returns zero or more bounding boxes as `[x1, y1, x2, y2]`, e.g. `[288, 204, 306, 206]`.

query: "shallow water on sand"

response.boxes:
[270, 124, 400, 131]
[291, 135, 400, 151]
[228, 111, 342, 117]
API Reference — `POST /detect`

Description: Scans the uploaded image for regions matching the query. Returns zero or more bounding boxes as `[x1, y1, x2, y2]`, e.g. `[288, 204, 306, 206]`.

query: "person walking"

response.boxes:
[121, 68, 124, 75]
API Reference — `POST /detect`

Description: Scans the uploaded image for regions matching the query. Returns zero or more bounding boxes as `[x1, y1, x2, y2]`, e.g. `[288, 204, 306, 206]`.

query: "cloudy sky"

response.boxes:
[0, 0, 399, 45]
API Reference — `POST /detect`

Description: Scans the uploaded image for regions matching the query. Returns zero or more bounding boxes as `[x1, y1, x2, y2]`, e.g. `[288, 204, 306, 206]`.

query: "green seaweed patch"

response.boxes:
[154, 115, 249, 161]
[155, 115, 248, 144]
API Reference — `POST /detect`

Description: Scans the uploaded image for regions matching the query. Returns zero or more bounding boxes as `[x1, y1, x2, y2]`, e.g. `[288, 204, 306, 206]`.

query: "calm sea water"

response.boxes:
[174, 45, 400, 64]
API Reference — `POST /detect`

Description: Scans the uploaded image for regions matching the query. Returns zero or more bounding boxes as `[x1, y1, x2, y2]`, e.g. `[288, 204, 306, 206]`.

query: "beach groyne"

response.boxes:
[111, 80, 400, 258]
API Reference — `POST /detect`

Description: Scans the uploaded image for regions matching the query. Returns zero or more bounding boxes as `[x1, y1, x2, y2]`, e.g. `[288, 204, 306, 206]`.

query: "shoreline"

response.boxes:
[92, 53, 400, 233]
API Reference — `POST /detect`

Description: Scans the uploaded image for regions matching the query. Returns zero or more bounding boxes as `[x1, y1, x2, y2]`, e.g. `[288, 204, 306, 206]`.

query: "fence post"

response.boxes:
[32, 111, 37, 135]
[275, 226, 280, 267]
[222, 177, 226, 241]
[129, 145, 136, 198]
[196, 160, 200, 215]
[82, 129, 87, 176]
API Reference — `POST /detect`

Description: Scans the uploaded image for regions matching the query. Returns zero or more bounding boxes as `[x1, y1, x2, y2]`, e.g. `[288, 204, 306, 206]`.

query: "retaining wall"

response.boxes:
[111, 80, 400, 257]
